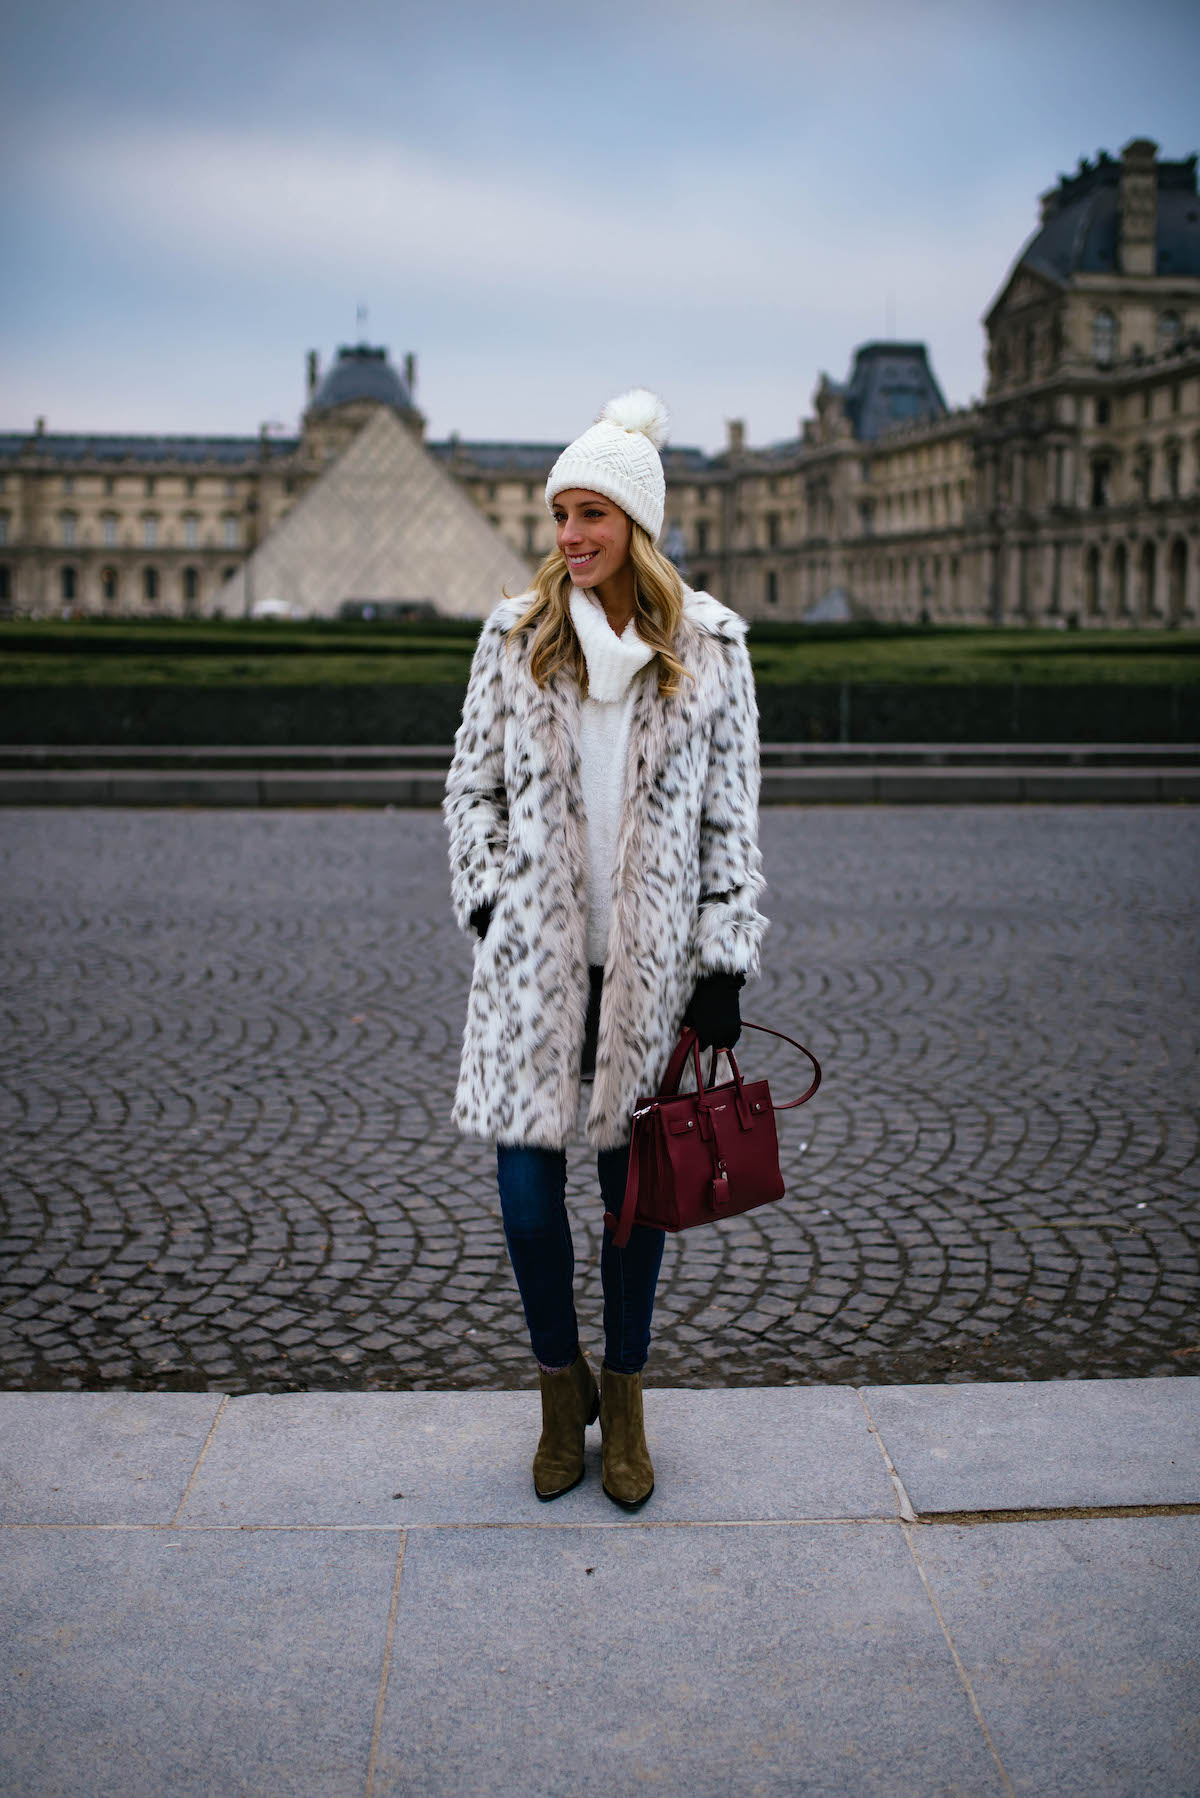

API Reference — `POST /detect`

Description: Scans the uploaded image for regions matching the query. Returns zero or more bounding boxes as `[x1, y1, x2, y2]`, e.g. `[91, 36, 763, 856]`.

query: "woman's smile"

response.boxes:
[552, 489, 634, 602]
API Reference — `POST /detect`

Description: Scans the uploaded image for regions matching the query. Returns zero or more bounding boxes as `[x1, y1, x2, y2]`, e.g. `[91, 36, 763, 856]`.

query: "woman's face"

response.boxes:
[552, 490, 633, 590]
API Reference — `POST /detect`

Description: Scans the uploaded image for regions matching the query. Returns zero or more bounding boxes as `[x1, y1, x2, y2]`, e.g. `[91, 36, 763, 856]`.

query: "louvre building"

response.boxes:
[1, 138, 1197, 626]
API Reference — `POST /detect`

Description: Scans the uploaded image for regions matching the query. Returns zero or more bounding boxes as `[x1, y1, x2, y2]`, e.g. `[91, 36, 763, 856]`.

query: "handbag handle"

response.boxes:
[662, 1021, 821, 1109]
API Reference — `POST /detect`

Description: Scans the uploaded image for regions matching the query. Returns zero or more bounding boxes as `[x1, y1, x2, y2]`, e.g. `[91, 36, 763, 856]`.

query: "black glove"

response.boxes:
[469, 901, 494, 941]
[683, 971, 745, 1051]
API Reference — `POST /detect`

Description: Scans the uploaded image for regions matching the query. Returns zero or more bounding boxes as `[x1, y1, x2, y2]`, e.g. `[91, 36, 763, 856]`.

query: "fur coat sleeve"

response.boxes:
[443, 606, 514, 933]
[695, 628, 767, 980]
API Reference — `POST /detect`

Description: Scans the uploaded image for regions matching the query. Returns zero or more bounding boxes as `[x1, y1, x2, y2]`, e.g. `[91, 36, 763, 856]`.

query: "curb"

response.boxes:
[1, 766, 1197, 806]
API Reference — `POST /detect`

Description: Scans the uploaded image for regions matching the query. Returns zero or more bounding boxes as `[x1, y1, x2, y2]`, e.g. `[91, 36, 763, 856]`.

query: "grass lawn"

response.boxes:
[747, 626, 1200, 684]
[1, 619, 1198, 686]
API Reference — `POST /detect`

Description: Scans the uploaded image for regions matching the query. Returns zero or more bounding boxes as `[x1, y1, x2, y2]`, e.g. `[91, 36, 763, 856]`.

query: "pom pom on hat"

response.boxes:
[545, 387, 670, 541]
[598, 387, 670, 451]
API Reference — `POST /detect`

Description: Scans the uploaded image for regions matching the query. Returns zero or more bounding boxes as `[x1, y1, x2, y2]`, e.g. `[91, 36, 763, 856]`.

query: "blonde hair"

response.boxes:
[507, 523, 690, 696]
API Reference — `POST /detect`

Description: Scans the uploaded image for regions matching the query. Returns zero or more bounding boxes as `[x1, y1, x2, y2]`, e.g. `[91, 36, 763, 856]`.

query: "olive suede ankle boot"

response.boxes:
[599, 1366, 655, 1510]
[532, 1351, 599, 1501]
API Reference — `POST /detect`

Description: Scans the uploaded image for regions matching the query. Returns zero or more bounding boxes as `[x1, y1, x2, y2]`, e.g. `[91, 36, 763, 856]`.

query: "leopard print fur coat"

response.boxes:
[443, 586, 767, 1151]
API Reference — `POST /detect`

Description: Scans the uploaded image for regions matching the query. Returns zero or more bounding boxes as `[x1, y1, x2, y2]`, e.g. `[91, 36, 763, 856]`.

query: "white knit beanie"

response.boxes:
[545, 388, 669, 542]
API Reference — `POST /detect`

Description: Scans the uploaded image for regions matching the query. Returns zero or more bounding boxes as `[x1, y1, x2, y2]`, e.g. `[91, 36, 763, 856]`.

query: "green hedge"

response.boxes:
[4, 682, 1197, 745]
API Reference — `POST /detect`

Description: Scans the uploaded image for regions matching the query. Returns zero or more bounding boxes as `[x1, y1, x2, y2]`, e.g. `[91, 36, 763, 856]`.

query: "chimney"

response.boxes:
[306, 349, 319, 398]
[404, 352, 417, 397]
[1119, 138, 1158, 277]
[727, 418, 745, 455]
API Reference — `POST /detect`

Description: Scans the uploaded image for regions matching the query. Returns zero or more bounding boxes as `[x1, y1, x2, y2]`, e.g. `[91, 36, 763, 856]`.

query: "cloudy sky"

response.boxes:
[2, 0, 1197, 450]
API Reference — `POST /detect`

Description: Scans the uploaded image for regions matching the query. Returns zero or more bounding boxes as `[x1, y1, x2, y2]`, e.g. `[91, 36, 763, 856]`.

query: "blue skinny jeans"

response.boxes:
[496, 1143, 666, 1375]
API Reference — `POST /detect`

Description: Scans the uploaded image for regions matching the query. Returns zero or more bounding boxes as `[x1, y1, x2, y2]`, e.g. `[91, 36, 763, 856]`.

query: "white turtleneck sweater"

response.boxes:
[568, 589, 654, 966]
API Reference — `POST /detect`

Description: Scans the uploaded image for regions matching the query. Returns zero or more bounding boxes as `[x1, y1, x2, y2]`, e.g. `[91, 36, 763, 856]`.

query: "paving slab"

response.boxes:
[0, 1391, 223, 1524]
[862, 1376, 1200, 1513]
[176, 1386, 898, 1527]
[912, 1516, 1200, 1798]
[0, 1526, 399, 1798]
[371, 1522, 1006, 1798]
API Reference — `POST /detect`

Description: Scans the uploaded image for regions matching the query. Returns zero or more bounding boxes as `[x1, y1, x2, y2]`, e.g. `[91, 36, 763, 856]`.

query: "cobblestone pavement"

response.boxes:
[1, 807, 1198, 1393]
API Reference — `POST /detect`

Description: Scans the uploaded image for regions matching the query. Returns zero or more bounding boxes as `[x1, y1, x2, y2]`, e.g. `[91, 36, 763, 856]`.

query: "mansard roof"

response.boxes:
[426, 440, 566, 475]
[836, 342, 948, 441]
[308, 343, 417, 416]
[425, 439, 716, 478]
[1010, 147, 1200, 289]
[0, 432, 298, 465]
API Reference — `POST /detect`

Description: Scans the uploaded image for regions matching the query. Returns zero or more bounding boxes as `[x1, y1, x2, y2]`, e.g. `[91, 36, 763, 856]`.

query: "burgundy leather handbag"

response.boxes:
[603, 1022, 821, 1249]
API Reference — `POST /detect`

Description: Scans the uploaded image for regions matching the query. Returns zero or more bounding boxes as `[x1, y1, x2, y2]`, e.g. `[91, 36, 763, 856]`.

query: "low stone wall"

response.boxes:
[2, 681, 1197, 745]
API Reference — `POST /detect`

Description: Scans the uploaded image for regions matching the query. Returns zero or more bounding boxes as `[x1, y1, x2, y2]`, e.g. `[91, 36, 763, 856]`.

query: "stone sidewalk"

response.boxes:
[3, 1377, 1198, 1797]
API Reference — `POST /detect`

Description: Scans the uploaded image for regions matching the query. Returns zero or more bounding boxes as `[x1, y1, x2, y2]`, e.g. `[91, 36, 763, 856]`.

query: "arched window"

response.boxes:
[101, 568, 119, 608]
[765, 570, 778, 606]
[1092, 310, 1117, 366]
[0, 565, 10, 606]
[61, 565, 77, 603]
[60, 511, 78, 547]
[1165, 443, 1181, 499]
[1085, 546, 1101, 617]
[1157, 312, 1182, 354]
[1140, 539, 1157, 619]
[1090, 458, 1111, 509]
[1113, 542, 1128, 616]
[183, 567, 200, 614]
[1168, 539, 1187, 626]
[143, 566, 159, 604]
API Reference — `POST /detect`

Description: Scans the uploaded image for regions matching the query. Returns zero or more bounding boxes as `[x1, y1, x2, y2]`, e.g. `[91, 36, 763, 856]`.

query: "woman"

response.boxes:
[444, 388, 766, 1509]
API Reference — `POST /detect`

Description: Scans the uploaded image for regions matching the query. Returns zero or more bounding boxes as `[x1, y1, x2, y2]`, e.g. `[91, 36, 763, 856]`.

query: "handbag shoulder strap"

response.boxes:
[603, 1136, 643, 1251]
[739, 1022, 822, 1110]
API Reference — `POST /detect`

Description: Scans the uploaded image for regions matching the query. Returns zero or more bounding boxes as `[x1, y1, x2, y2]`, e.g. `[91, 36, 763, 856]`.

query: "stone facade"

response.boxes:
[1, 138, 1197, 625]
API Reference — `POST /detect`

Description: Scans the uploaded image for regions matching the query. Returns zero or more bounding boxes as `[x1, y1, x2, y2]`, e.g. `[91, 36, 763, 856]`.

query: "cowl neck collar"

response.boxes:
[568, 588, 654, 703]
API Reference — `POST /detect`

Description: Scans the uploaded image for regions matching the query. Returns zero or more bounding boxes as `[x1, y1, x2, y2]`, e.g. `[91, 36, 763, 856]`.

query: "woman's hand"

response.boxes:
[683, 971, 745, 1050]
[470, 902, 494, 941]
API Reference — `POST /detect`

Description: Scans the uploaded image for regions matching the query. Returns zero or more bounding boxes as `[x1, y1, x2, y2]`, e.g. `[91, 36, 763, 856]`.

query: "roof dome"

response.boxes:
[309, 344, 416, 416]
[1017, 148, 1200, 284]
